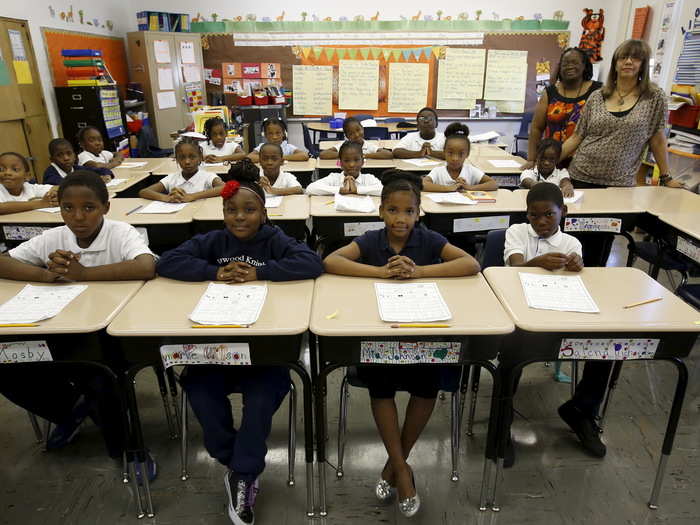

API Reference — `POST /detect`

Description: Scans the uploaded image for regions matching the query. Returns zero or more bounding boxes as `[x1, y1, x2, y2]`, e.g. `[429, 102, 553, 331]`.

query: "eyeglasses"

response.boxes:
[417, 116, 436, 123]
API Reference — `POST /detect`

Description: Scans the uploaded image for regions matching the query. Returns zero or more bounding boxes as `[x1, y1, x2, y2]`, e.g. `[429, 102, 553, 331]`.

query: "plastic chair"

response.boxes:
[336, 366, 467, 482]
[362, 126, 390, 140]
[354, 114, 374, 121]
[628, 239, 689, 290]
[384, 117, 406, 123]
[318, 116, 334, 140]
[677, 283, 700, 310]
[301, 124, 320, 158]
[513, 113, 533, 159]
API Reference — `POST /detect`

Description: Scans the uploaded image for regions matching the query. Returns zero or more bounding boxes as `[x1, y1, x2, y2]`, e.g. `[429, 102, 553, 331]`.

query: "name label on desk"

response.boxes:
[2, 226, 51, 241]
[160, 343, 251, 368]
[453, 215, 509, 233]
[558, 338, 659, 361]
[344, 221, 384, 237]
[564, 217, 621, 233]
[491, 175, 520, 187]
[0, 341, 51, 363]
[360, 341, 460, 364]
[677, 236, 700, 264]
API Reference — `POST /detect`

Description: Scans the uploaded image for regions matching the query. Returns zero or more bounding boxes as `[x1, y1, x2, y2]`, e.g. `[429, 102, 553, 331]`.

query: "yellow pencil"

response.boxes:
[0, 323, 40, 327]
[325, 200, 335, 205]
[191, 324, 248, 328]
[268, 213, 283, 216]
[390, 323, 451, 328]
[623, 298, 663, 309]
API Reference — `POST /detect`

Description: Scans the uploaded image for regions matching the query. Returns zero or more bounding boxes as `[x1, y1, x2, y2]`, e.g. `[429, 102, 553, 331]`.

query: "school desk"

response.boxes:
[420, 190, 525, 236]
[471, 156, 527, 188]
[308, 274, 514, 515]
[651, 212, 700, 270]
[0, 280, 146, 517]
[193, 195, 310, 241]
[0, 208, 66, 245]
[393, 158, 446, 173]
[318, 140, 382, 151]
[482, 266, 700, 512]
[106, 278, 317, 518]
[113, 158, 175, 174]
[306, 122, 417, 142]
[315, 157, 396, 177]
[108, 171, 152, 198]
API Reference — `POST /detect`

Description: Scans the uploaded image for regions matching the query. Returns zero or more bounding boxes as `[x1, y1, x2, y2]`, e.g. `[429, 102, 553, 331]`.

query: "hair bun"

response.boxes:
[444, 122, 470, 139]
[381, 169, 423, 191]
[225, 158, 260, 183]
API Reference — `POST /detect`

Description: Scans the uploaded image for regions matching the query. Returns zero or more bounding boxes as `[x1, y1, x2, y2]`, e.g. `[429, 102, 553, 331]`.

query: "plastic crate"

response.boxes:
[669, 105, 700, 128]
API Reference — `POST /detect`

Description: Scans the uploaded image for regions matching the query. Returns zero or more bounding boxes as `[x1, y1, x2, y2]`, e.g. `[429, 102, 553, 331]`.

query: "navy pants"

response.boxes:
[0, 364, 126, 458]
[571, 361, 613, 418]
[182, 365, 290, 481]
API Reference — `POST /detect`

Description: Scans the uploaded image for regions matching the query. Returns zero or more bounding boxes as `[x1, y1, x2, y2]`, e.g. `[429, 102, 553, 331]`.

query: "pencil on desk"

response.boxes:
[623, 297, 663, 309]
[390, 323, 451, 328]
[126, 205, 143, 215]
[0, 323, 40, 327]
[191, 324, 248, 328]
[325, 200, 335, 205]
[268, 213, 283, 216]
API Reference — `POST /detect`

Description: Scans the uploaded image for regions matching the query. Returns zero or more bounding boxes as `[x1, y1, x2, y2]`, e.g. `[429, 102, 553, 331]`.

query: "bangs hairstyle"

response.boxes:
[526, 181, 564, 209]
[76, 125, 101, 144]
[203, 116, 226, 140]
[48, 138, 74, 156]
[260, 142, 284, 157]
[444, 122, 471, 150]
[342, 116, 362, 133]
[417, 107, 438, 121]
[0, 151, 30, 172]
[536, 138, 562, 160]
[555, 47, 593, 82]
[262, 117, 287, 134]
[338, 141, 363, 159]
[175, 136, 203, 157]
[58, 170, 109, 204]
[603, 39, 654, 100]
[381, 169, 423, 206]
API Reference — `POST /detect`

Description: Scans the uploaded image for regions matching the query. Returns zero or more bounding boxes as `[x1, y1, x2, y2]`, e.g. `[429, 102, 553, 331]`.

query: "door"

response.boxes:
[0, 120, 34, 179]
[23, 115, 52, 181]
[2, 19, 45, 117]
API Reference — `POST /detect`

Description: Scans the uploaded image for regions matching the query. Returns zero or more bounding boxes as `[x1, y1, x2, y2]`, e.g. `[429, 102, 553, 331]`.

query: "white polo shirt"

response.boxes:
[396, 131, 446, 152]
[78, 150, 114, 165]
[504, 223, 582, 265]
[201, 141, 241, 157]
[520, 167, 571, 186]
[160, 169, 220, 194]
[9, 218, 154, 267]
[0, 183, 54, 202]
[266, 171, 301, 189]
[332, 141, 380, 155]
[426, 164, 485, 186]
[253, 140, 304, 155]
[306, 172, 382, 196]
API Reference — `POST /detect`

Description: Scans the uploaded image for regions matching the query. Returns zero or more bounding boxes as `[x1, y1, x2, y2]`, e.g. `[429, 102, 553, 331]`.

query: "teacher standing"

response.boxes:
[562, 39, 682, 188]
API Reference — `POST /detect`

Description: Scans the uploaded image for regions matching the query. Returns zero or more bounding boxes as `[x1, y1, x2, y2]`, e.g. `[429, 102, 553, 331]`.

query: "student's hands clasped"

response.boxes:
[259, 175, 272, 193]
[216, 261, 257, 283]
[166, 188, 189, 203]
[420, 143, 432, 157]
[380, 255, 421, 279]
[39, 188, 59, 207]
[47, 250, 87, 281]
[339, 175, 357, 195]
[530, 252, 582, 271]
[204, 154, 222, 164]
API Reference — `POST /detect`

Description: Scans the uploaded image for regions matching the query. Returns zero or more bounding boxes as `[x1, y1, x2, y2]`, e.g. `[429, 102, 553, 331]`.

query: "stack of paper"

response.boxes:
[117, 161, 148, 169]
[0, 284, 87, 323]
[138, 202, 188, 214]
[203, 162, 226, 167]
[401, 158, 443, 167]
[106, 178, 127, 187]
[264, 195, 283, 208]
[426, 193, 476, 205]
[488, 159, 522, 169]
[519, 273, 600, 313]
[189, 283, 267, 326]
[469, 131, 501, 143]
[36, 207, 61, 213]
[374, 282, 452, 322]
[334, 194, 376, 213]
[564, 191, 584, 204]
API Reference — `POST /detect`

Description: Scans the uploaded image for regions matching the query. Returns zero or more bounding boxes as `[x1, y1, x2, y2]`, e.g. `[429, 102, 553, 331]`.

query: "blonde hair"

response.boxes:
[602, 39, 654, 100]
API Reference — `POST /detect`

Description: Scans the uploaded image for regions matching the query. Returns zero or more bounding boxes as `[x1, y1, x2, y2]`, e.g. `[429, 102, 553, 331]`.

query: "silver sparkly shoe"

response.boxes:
[398, 472, 420, 518]
[375, 478, 396, 502]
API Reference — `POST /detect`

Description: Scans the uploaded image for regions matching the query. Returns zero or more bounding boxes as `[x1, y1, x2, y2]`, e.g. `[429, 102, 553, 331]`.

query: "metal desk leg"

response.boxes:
[126, 367, 155, 518]
[27, 411, 43, 443]
[467, 365, 481, 436]
[597, 361, 623, 431]
[648, 358, 688, 509]
[489, 364, 517, 512]
[314, 365, 331, 517]
[154, 365, 176, 439]
[479, 363, 500, 512]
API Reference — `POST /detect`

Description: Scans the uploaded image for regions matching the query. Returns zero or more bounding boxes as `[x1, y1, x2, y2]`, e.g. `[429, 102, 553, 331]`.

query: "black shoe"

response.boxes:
[503, 436, 515, 468]
[224, 470, 257, 525]
[558, 401, 607, 457]
[46, 395, 90, 450]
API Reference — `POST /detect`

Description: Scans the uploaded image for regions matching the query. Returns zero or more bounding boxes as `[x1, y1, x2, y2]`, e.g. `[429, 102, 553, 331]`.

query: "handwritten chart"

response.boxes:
[484, 49, 528, 102]
[437, 48, 485, 109]
[339, 60, 379, 110]
[292, 65, 333, 115]
[388, 62, 429, 113]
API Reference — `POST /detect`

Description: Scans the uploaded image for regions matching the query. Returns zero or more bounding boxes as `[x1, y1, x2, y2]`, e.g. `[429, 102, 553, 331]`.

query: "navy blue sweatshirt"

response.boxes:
[156, 224, 323, 282]
[43, 164, 113, 185]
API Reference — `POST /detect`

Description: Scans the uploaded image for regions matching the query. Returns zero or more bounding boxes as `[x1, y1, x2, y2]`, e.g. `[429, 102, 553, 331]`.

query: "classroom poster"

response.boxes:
[157, 67, 173, 90]
[436, 48, 486, 109]
[153, 40, 171, 63]
[180, 41, 196, 64]
[292, 65, 332, 115]
[388, 62, 429, 113]
[484, 49, 528, 101]
[8, 29, 32, 84]
[338, 60, 379, 110]
[157, 90, 177, 109]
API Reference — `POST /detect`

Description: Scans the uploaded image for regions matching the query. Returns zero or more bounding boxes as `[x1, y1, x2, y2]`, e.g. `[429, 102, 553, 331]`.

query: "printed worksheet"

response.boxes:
[519, 273, 600, 313]
[334, 194, 376, 213]
[138, 202, 188, 214]
[105, 178, 127, 187]
[374, 282, 452, 322]
[264, 196, 283, 208]
[116, 162, 148, 169]
[189, 283, 267, 326]
[488, 159, 522, 168]
[36, 207, 61, 213]
[563, 190, 584, 204]
[0, 284, 87, 323]
[425, 192, 477, 205]
[401, 158, 443, 167]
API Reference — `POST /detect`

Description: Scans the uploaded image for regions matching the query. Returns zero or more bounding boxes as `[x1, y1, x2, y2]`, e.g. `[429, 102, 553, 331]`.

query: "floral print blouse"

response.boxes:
[543, 81, 602, 143]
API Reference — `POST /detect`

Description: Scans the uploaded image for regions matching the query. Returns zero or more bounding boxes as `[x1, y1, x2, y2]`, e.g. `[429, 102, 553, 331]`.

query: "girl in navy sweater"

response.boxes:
[156, 161, 322, 525]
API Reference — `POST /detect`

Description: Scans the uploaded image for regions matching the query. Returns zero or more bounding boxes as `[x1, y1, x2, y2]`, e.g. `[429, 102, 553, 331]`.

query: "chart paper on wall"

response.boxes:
[338, 60, 379, 110]
[292, 65, 332, 115]
[484, 50, 528, 102]
[388, 62, 429, 113]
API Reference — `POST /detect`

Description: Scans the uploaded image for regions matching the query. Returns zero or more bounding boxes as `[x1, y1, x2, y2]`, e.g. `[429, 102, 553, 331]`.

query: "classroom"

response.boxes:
[0, 1, 698, 524]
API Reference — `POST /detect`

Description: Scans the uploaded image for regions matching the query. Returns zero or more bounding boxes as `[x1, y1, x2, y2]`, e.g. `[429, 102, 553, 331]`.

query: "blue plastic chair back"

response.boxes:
[481, 229, 507, 270]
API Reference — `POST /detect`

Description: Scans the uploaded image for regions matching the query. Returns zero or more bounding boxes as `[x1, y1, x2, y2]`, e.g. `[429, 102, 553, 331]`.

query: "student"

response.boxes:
[318, 117, 393, 160]
[0, 171, 157, 478]
[520, 139, 575, 197]
[77, 126, 122, 171]
[306, 142, 382, 196]
[247, 118, 309, 163]
[251, 143, 303, 195]
[323, 171, 480, 517]
[156, 172, 323, 525]
[139, 137, 224, 202]
[392, 107, 445, 159]
[0, 151, 58, 215]
[422, 123, 498, 192]
[202, 116, 246, 163]
[43, 138, 79, 185]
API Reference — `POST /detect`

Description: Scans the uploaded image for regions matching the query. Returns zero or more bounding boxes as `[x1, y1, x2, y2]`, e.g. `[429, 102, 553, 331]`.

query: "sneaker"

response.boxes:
[224, 470, 256, 525]
[558, 400, 607, 457]
[46, 395, 91, 450]
[133, 451, 158, 485]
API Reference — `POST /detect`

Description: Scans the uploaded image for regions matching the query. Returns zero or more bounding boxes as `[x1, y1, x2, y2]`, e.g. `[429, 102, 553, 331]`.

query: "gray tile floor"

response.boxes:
[1, 237, 698, 525]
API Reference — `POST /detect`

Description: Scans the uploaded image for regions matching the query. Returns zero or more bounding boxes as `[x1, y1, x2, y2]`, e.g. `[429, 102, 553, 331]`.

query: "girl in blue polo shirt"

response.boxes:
[323, 170, 480, 518]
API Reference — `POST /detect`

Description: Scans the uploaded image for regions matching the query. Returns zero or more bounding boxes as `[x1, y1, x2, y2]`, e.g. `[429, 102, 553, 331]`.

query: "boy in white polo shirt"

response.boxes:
[393, 107, 446, 160]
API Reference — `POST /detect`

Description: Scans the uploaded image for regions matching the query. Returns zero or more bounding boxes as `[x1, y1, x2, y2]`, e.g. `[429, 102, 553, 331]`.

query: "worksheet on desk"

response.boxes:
[264, 195, 283, 208]
[0, 284, 87, 323]
[425, 192, 476, 205]
[518, 273, 600, 313]
[488, 159, 521, 168]
[105, 178, 128, 188]
[189, 283, 267, 326]
[116, 162, 148, 169]
[138, 202, 188, 214]
[334, 194, 376, 213]
[374, 282, 452, 322]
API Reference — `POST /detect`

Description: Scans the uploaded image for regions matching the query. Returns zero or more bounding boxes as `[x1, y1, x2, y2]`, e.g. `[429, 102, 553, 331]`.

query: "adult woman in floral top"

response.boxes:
[522, 47, 601, 170]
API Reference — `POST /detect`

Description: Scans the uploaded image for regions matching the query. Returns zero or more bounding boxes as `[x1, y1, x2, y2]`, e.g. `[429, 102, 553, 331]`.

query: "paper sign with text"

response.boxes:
[360, 341, 460, 364]
[0, 341, 51, 363]
[160, 343, 251, 368]
[453, 215, 509, 233]
[343, 221, 384, 237]
[558, 338, 659, 360]
[564, 217, 621, 233]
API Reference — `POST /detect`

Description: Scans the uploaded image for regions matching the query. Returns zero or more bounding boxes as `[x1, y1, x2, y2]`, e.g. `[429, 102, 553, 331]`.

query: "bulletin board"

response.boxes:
[41, 28, 129, 89]
[201, 32, 569, 117]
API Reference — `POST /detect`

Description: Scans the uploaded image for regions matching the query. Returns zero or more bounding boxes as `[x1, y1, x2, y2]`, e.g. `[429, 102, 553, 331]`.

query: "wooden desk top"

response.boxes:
[420, 190, 521, 214]
[512, 188, 645, 214]
[106, 198, 203, 225]
[483, 266, 700, 333]
[471, 156, 526, 174]
[0, 208, 66, 225]
[306, 122, 416, 133]
[319, 140, 382, 150]
[394, 159, 446, 172]
[108, 171, 150, 195]
[470, 144, 512, 158]
[659, 212, 700, 239]
[113, 158, 173, 173]
[316, 158, 396, 170]
[193, 195, 310, 222]
[309, 195, 381, 218]
[643, 186, 700, 215]
[310, 274, 514, 337]
[0, 280, 143, 335]
[107, 278, 314, 337]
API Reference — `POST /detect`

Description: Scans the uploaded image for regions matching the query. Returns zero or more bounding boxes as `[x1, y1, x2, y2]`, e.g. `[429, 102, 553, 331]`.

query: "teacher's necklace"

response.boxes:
[616, 84, 637, 105]
[560, 80, 583, 99]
